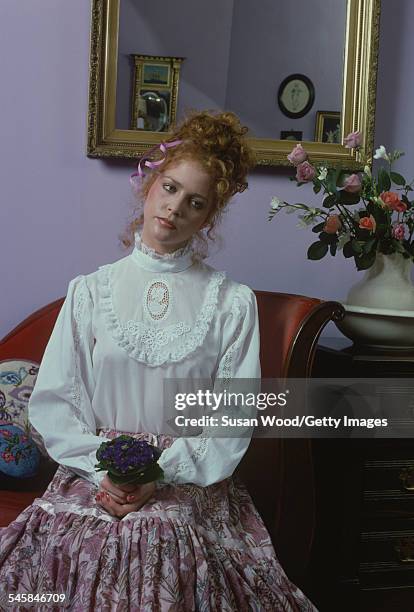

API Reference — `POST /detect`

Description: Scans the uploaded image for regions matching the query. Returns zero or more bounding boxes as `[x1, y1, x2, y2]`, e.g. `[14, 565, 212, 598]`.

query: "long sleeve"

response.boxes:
[29, 275, 110, 487]
[157, 284, 260, 486]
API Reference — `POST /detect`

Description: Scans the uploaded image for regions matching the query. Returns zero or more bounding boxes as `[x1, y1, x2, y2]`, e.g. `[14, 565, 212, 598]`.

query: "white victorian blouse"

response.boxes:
[28, 233, 260, 488]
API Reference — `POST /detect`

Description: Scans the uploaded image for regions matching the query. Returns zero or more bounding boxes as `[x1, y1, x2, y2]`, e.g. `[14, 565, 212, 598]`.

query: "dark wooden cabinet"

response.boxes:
[308, 338, 414, 612]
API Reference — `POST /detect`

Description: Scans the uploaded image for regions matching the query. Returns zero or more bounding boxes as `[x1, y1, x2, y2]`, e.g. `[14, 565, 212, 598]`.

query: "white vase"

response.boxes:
[346, 252, 414, 310]
[335, 253, 414, 349]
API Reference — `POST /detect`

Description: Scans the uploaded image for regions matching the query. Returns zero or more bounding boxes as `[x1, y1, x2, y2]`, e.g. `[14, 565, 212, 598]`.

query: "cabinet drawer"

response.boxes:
[364, 459, 414, 516]
[360, 528, 414, 588]
[364, 459, 414, 492]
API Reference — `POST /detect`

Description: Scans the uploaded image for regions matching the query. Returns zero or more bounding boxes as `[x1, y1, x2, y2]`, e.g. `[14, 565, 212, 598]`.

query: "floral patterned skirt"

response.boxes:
[0, 430, 317, 611]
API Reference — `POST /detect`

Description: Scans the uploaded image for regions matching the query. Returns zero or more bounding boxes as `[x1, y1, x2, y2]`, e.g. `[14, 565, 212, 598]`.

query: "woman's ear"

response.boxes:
[200, 208, 215, 230]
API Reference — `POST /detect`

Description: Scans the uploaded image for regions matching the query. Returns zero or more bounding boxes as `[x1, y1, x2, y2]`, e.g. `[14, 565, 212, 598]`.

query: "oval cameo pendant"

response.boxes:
[145, 280, 171, 321]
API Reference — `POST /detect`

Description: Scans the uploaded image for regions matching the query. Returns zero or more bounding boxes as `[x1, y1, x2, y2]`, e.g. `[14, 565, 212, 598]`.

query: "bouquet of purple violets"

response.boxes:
[95, 435, 164, 486]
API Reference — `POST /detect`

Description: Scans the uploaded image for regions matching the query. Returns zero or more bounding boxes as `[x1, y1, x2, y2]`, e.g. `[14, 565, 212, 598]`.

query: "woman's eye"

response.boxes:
[191, 200, 204, 210]
[163, 183, 176, 193]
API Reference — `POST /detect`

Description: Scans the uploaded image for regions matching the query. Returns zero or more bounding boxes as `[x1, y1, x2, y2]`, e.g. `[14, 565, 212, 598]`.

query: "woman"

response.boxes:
[0, 111, 317, 611]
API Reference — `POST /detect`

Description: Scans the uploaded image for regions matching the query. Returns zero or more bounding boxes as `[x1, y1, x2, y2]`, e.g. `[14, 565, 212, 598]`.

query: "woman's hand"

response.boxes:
[95, 474, 156, 518]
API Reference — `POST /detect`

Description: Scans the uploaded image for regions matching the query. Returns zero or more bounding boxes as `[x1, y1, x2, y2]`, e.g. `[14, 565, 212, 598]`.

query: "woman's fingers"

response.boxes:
[126, 482, 155, 503]
[101, 475, 142, 503]
[95, 484, 156, 518]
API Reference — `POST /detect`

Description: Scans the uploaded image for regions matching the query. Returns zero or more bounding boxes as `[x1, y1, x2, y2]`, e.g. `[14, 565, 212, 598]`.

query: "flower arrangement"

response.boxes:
[95, 436, 164, 486]
[268, 132, 414, 270]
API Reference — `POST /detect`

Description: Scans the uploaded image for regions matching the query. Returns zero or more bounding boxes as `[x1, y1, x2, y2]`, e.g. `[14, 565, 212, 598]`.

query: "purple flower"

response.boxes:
[95, 435, 163, 485]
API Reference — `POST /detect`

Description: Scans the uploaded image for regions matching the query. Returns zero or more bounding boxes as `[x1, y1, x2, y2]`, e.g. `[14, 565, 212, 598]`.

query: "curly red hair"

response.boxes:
[121, 110, 255, 249]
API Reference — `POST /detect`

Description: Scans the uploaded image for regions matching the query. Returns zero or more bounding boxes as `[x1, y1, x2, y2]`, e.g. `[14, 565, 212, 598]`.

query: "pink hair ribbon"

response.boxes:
[130, 140, 182, 195]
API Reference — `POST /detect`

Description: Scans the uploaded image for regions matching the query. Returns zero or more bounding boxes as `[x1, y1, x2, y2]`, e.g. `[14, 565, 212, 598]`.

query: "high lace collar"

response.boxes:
[131, 230, 195, 273]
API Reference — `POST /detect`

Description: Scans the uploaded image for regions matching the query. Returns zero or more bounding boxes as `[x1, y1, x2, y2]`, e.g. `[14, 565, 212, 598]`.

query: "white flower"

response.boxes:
[364, 165, 371, 178]
[270, 196, 283, 210]
[338, 231, 351, 250]
[296, 216, 310, 228]
[373, 145, 390, 161]
[318, 167, 328, 181]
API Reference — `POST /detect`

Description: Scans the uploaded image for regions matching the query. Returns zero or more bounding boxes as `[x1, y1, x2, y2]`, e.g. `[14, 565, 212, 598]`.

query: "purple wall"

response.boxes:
[1, 0, 413, 341]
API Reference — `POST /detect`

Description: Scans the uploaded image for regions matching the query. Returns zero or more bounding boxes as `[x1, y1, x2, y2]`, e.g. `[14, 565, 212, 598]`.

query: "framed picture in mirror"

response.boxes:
[277, 74, 315, 119]
[314, 111, 341, 144]
[130, 55, 184, 132]
[280, 130, 303, 142]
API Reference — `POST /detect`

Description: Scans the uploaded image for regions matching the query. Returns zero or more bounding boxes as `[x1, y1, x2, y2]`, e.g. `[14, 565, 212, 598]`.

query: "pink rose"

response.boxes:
[296, 161, 316, 182]
[343, 131, 362, 148]
[359, 215, 376, 233]
[342, 173, 362, 193]
[392, 223, 406, 240]
[324, 215, 342, 234]
[380, 191, 407, 212]
[287, 144, 308, 166]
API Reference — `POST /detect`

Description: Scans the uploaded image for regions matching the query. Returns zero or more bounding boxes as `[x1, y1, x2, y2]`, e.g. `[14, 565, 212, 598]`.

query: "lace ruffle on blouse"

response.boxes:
[97, 264, 226, 366]
[135, 230, 194, 261]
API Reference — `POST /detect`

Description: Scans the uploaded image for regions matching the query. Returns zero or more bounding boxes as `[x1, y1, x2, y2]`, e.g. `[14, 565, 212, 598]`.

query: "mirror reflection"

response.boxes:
[115, 0, 347, 142]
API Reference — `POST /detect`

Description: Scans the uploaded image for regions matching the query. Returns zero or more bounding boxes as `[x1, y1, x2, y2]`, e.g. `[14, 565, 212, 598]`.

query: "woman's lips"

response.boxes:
[156, 217, 177, 230]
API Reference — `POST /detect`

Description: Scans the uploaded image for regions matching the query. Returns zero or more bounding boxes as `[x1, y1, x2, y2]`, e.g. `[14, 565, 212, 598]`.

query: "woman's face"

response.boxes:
[141, 159, 214, 254]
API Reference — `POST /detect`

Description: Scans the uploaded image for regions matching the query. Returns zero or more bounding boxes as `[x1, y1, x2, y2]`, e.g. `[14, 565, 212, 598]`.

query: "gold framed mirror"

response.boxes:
[87, 0, 381, 169]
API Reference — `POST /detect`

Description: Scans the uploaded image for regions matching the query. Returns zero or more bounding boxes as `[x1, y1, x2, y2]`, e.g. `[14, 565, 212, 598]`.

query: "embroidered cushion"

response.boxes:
[0, 359, 38, 429]
[0, 359, 58, 489]
[0, 424, 40, 478]
[0, 359, 48, 459]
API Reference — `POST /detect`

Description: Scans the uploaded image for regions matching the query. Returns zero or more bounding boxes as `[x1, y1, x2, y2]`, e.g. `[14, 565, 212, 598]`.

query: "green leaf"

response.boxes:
[343, 240, 354, 258]
[307, 241, 329, 260]
[355, 250, 376, 270]
[378, 238, 394, 254]
[326, 168, 340, 194]
[330, 243, 338, 256]
[312, 222, 326, 233]
[351, 239, 365, 255]
[377, 167, 391, 192]
[319, 231, 338, 245]
[367, 201, 387, 221]
[338, 191, 361, 206]
[108, 463, 164, 486]
[323, 194, 337, 208]
[313, 183, 322, 194]
[390, 172, 406, 186]
[392, 239, 407, 255]
[362, 238, 377, 254]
